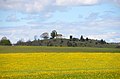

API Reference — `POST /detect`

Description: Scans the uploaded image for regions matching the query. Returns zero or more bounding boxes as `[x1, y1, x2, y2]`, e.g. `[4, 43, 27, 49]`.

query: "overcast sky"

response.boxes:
[0, 0, 120, 43]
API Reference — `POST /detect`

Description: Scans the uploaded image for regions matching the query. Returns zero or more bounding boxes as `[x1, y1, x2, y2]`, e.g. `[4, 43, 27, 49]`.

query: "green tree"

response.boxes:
[80, 35, 85, 41]
[86, 37, 89, 41]
[99, 39, 106, 44]
[51, 30, 57, 39]
[0, 37, 12, 46]
[16, 39, 24, 45]
[70, 35, 73, 41]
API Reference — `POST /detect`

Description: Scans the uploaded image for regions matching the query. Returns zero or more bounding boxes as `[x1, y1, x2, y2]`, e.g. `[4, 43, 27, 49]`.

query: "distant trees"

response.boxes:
[73, 38, 79, 41]
[16, 39, 25, 45]
[99, 39, 106, 44]
[26, 40, 32, 46]
[86, 37, 89, 41]
[0, 37, 12, 46]
[0, 30, 112, 47]
[70, 35, 73, 41]
[80, 35, 85, 41]
[67, 41, 77, 47]
[51, 30, 57, 39]
[40, 32, 49, 39]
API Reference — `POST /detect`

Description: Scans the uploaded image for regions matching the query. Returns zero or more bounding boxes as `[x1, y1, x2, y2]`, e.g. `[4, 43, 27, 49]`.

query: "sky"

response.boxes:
[0, 0, 120, 43]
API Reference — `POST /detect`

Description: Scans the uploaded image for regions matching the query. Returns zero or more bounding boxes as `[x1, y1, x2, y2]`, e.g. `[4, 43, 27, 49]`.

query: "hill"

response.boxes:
[15, 38, 119, 48]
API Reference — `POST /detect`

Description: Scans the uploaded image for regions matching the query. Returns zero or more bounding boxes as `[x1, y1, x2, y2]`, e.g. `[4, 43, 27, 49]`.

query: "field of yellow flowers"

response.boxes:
[0, 53, 120, 79]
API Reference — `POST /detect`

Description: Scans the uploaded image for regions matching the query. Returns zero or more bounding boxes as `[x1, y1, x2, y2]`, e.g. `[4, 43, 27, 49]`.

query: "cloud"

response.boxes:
[56, 0, 99, 6]
[0, 0, 53, 13]
[2, 0, 120, 14]
[112, 0, 120, 6]
[0, 26, 53, 43]
[22, 12, 53, 21]
[0, 0, 120, 43]
[28, 16, 120, 36]
[87, 32, 120, 42]
[55, 0, 100, 6]
[3, 25, 52, 43]
[1, 16, 120, 43]
[84, 11, 120, 27]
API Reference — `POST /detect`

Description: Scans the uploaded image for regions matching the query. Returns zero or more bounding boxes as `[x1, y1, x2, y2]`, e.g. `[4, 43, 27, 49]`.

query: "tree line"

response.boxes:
[0, 30, 108, 47]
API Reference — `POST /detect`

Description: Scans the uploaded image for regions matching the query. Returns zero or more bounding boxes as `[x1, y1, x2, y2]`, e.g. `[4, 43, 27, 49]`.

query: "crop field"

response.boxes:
[0, 46, 120, 53]
[0, 46, 120, 79]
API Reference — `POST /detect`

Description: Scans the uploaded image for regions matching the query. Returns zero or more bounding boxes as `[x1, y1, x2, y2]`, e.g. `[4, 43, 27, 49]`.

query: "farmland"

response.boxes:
[0, 46, 120, 53]
[0, 46, 120, 79]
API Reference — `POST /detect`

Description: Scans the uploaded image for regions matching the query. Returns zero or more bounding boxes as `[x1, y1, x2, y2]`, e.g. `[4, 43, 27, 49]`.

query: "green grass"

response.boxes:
[0, 46, 120, 53]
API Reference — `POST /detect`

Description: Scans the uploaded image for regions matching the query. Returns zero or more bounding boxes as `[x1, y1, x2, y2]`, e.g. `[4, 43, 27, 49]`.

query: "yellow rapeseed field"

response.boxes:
[0, 53, 120, 79]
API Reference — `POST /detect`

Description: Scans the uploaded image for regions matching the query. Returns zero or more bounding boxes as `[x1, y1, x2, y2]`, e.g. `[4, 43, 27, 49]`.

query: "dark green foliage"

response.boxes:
[0, 37, 12, 46]
[70, 35, 73, 41]
[80, 35, 85, 41]
[51, 30, 57, 39]
[99, 39, 106, 44]
[86, 37, 89, 41]
[73, 38, 79, 41]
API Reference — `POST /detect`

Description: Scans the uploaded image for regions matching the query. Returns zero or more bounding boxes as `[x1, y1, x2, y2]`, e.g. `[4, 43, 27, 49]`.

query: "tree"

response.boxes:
[0, 37, 12, 46]
[40, 32, 49, 39]
[16, 39, 24, 45]
[86, 37, 89, 41]
[73, 38, 79, 41]
[70, 35, 72, 41]
[99, 39, 106, 44]
[26, 40, 32, 46]
[51, 30, 57, 39]
[80, 35, 85, 41]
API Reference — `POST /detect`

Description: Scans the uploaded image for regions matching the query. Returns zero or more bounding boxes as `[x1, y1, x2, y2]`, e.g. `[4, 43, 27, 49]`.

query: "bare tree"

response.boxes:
[40, 32, 49, 39]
